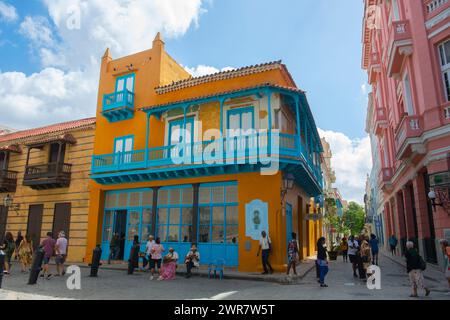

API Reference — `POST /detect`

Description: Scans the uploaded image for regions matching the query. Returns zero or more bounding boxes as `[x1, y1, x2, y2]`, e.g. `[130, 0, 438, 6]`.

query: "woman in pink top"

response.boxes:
[149, 237, 164, 280]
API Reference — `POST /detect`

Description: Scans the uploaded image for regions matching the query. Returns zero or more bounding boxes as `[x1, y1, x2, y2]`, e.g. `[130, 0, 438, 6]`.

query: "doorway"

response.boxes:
[0, 205, 7, 243]
[27, 204, 44, 251]
[285, 203, 293, 263]
[101, 210, 127, 261]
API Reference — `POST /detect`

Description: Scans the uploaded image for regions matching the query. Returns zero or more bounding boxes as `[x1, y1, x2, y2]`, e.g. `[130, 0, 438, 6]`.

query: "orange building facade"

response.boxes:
[85, 34, 324, 272]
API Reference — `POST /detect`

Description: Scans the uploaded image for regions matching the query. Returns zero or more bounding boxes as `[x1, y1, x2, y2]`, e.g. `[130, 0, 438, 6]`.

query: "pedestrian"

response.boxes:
[405, 241, 430, 298]
[257, 230, 274, 275]
[439, 239, 450, 295]
[145, 235, 155, 271]
[18, 235, 33, 273]
[185, 244, 200, 278]
[14, 231, 23, 260]
[40, 232, 56, 279]
[119, 233, 126, 260]
[1, 232, 15, 275]
[317, 237, 329, 287]
[286, 232, 299, 276]
[359, 236, 371, 280]
[108, 232, 120, 264]
[348, 235, 359, 277]
[149, 237, 164, 280]
[158, 247, 178, 281]
[389, 234, 398, 256]
[369, 234, 379, 265]
[340, 237, 348, 262]
[55, 231, 68, 276]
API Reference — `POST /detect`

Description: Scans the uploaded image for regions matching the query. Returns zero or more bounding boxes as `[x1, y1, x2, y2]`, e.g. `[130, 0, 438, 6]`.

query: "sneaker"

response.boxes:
[425, 289, 431, 297]
[46, 274, 53, 279]
[149, 275, 154, 280]
[320, 284, 328, 288]
[40, 274, 45, 278]
[269, 269, 274, 275]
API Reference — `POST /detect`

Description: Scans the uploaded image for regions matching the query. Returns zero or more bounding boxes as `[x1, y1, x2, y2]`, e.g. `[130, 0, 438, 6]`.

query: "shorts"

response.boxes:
[43, 256, 52, 264]
[56, 254, 66, 265]
[349, 254, 357, 264]
[149, 259, 161, 269]
[390, 245, 396, 251]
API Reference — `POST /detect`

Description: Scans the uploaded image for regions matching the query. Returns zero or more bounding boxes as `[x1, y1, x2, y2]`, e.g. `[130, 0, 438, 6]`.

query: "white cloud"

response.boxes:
[361, 83, 368, 95]
[0, 68, 97, 129]
[19, 16, 55, 47]
[318, 128, 372, 204]
[1, 0, 208, 129]
[184, 65, 236, 77]
[0, 1, 18, 22]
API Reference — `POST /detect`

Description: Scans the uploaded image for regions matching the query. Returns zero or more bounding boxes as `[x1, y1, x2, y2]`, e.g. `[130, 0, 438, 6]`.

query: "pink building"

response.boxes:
[362, 0, 450, 266]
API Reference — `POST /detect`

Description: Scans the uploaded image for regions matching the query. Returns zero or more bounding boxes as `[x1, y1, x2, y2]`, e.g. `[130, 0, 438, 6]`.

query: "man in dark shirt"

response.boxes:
[40, 232, 56, 279]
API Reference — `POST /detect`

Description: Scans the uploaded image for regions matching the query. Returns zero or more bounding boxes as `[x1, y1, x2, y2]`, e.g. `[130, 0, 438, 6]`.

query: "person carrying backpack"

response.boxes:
[405, 241, 430, 298]
[0, 232, 15, 275]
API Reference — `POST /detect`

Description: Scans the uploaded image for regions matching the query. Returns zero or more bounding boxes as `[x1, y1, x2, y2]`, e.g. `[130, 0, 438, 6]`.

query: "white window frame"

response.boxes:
[402, 72, 414, 115]
[438, 40, 450, 102]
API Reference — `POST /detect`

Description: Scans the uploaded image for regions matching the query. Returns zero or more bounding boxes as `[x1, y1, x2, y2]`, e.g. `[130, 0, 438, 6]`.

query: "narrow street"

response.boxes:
[1, 253, 449, 300]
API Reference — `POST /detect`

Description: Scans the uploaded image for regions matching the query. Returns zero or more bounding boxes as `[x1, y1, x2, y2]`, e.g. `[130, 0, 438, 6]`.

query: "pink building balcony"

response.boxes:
[424, 0, 450, 20]
[443, 102, 450, 125]
[374, 108, 388, 135]
[387, 20, 413, 77]
[395, 114, 424, 159]
[369, 52, 381, 84]
[379, 167, 394, 192]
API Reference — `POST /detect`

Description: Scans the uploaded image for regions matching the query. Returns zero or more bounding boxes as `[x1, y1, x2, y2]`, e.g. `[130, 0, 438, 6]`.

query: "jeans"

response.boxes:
[261, 249, 273, 273]
[186, 261, 194, 275]
[319, 264, 329, 284]
[109, 246, 120, 263]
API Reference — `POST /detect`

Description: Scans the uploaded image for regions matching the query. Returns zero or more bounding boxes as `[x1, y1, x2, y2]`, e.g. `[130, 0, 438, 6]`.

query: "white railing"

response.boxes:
[426, 0, 448, 14]
[409, 118, 420, 130]
[444, 106, 450, 119]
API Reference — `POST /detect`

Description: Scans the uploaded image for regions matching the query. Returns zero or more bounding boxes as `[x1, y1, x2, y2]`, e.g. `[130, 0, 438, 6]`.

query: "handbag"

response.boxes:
[419, 255, 427, 271]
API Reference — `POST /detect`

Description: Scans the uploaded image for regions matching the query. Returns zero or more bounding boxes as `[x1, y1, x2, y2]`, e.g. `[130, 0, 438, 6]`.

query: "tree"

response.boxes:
[323, 198, 349, 245]
[342, 202, 366, 236]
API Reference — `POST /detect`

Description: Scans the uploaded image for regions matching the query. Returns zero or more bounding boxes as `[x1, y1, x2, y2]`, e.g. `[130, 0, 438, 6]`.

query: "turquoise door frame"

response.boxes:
[285, 203, 293, 262]
[100, 210, 128, 261]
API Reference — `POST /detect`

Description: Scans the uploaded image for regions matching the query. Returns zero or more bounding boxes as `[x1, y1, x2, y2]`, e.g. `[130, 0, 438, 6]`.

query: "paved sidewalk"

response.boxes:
[380, 250, 449, 292]
[0, 289, 71, 300]
[75, 258, 317, 285]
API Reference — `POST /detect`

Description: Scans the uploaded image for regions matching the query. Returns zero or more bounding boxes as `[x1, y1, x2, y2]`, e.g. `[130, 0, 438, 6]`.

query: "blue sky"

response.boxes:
[0, 0, 371, 203]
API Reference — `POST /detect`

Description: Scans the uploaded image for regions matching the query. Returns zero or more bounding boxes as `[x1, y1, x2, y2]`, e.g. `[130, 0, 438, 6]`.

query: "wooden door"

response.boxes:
[27, 204, 44, 251]
[52, 203, 71, 240]
[0, 205, 8, 243]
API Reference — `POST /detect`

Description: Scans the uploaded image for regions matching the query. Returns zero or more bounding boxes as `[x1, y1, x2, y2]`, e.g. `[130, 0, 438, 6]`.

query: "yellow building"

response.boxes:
[86, 34, 323, 272]
[0, 118, 96, 262]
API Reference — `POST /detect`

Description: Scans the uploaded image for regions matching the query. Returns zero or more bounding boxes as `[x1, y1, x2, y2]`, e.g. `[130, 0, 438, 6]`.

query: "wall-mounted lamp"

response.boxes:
[428, 189, 450, 213]
[3, 194, 20, 214]
[281, 173, 295, 201]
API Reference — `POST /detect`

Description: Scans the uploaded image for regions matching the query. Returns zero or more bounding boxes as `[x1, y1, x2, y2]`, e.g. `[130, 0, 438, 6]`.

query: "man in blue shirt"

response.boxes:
[389, 234, 398, 256]
[369, 234, 379, 265]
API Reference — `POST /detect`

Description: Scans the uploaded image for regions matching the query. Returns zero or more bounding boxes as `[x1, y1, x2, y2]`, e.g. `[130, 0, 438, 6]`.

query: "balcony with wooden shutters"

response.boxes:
[378, 167, 394, 192]
[0, 170, 18, 193]
[23, 135, 75, 190]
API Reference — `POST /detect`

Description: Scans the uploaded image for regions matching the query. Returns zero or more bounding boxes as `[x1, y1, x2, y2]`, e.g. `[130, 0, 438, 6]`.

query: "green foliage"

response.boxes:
[342, 202, 366, 236]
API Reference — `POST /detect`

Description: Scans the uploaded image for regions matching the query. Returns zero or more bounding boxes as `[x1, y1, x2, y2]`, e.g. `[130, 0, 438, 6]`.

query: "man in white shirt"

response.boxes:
[257, 231, 274, 275]
[347, 235, 359, 278]
[145, 235, 155, 271]
[55, 231, 68, 276]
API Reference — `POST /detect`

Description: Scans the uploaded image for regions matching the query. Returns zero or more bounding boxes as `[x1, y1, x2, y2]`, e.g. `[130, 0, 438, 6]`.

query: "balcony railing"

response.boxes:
[395, 114, 423, 156]
[0, 169, 18, 192]
[102, 89, 135, 122]
[23, 162, 72, 190]
[92, 132, 323, 189]
[374, 108, 388, 134]
[425, 0, 449, 19]
[387, 20, 413, 77]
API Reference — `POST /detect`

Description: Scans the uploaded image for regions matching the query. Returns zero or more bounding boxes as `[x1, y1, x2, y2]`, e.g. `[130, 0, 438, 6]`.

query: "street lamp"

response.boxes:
[428, 189, 443, 211]
[3, 194, 13, 207]
[281, 173, 295, 201]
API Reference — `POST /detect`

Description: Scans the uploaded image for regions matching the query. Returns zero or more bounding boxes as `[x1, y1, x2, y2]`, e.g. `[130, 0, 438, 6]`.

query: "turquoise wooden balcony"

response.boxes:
[101, 89, 135, 122]
[91, 131, 323, 196]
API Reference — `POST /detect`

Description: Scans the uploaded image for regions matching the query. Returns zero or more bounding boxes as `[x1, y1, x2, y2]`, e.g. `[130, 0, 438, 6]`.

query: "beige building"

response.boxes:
[0, 118, 96, 262]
